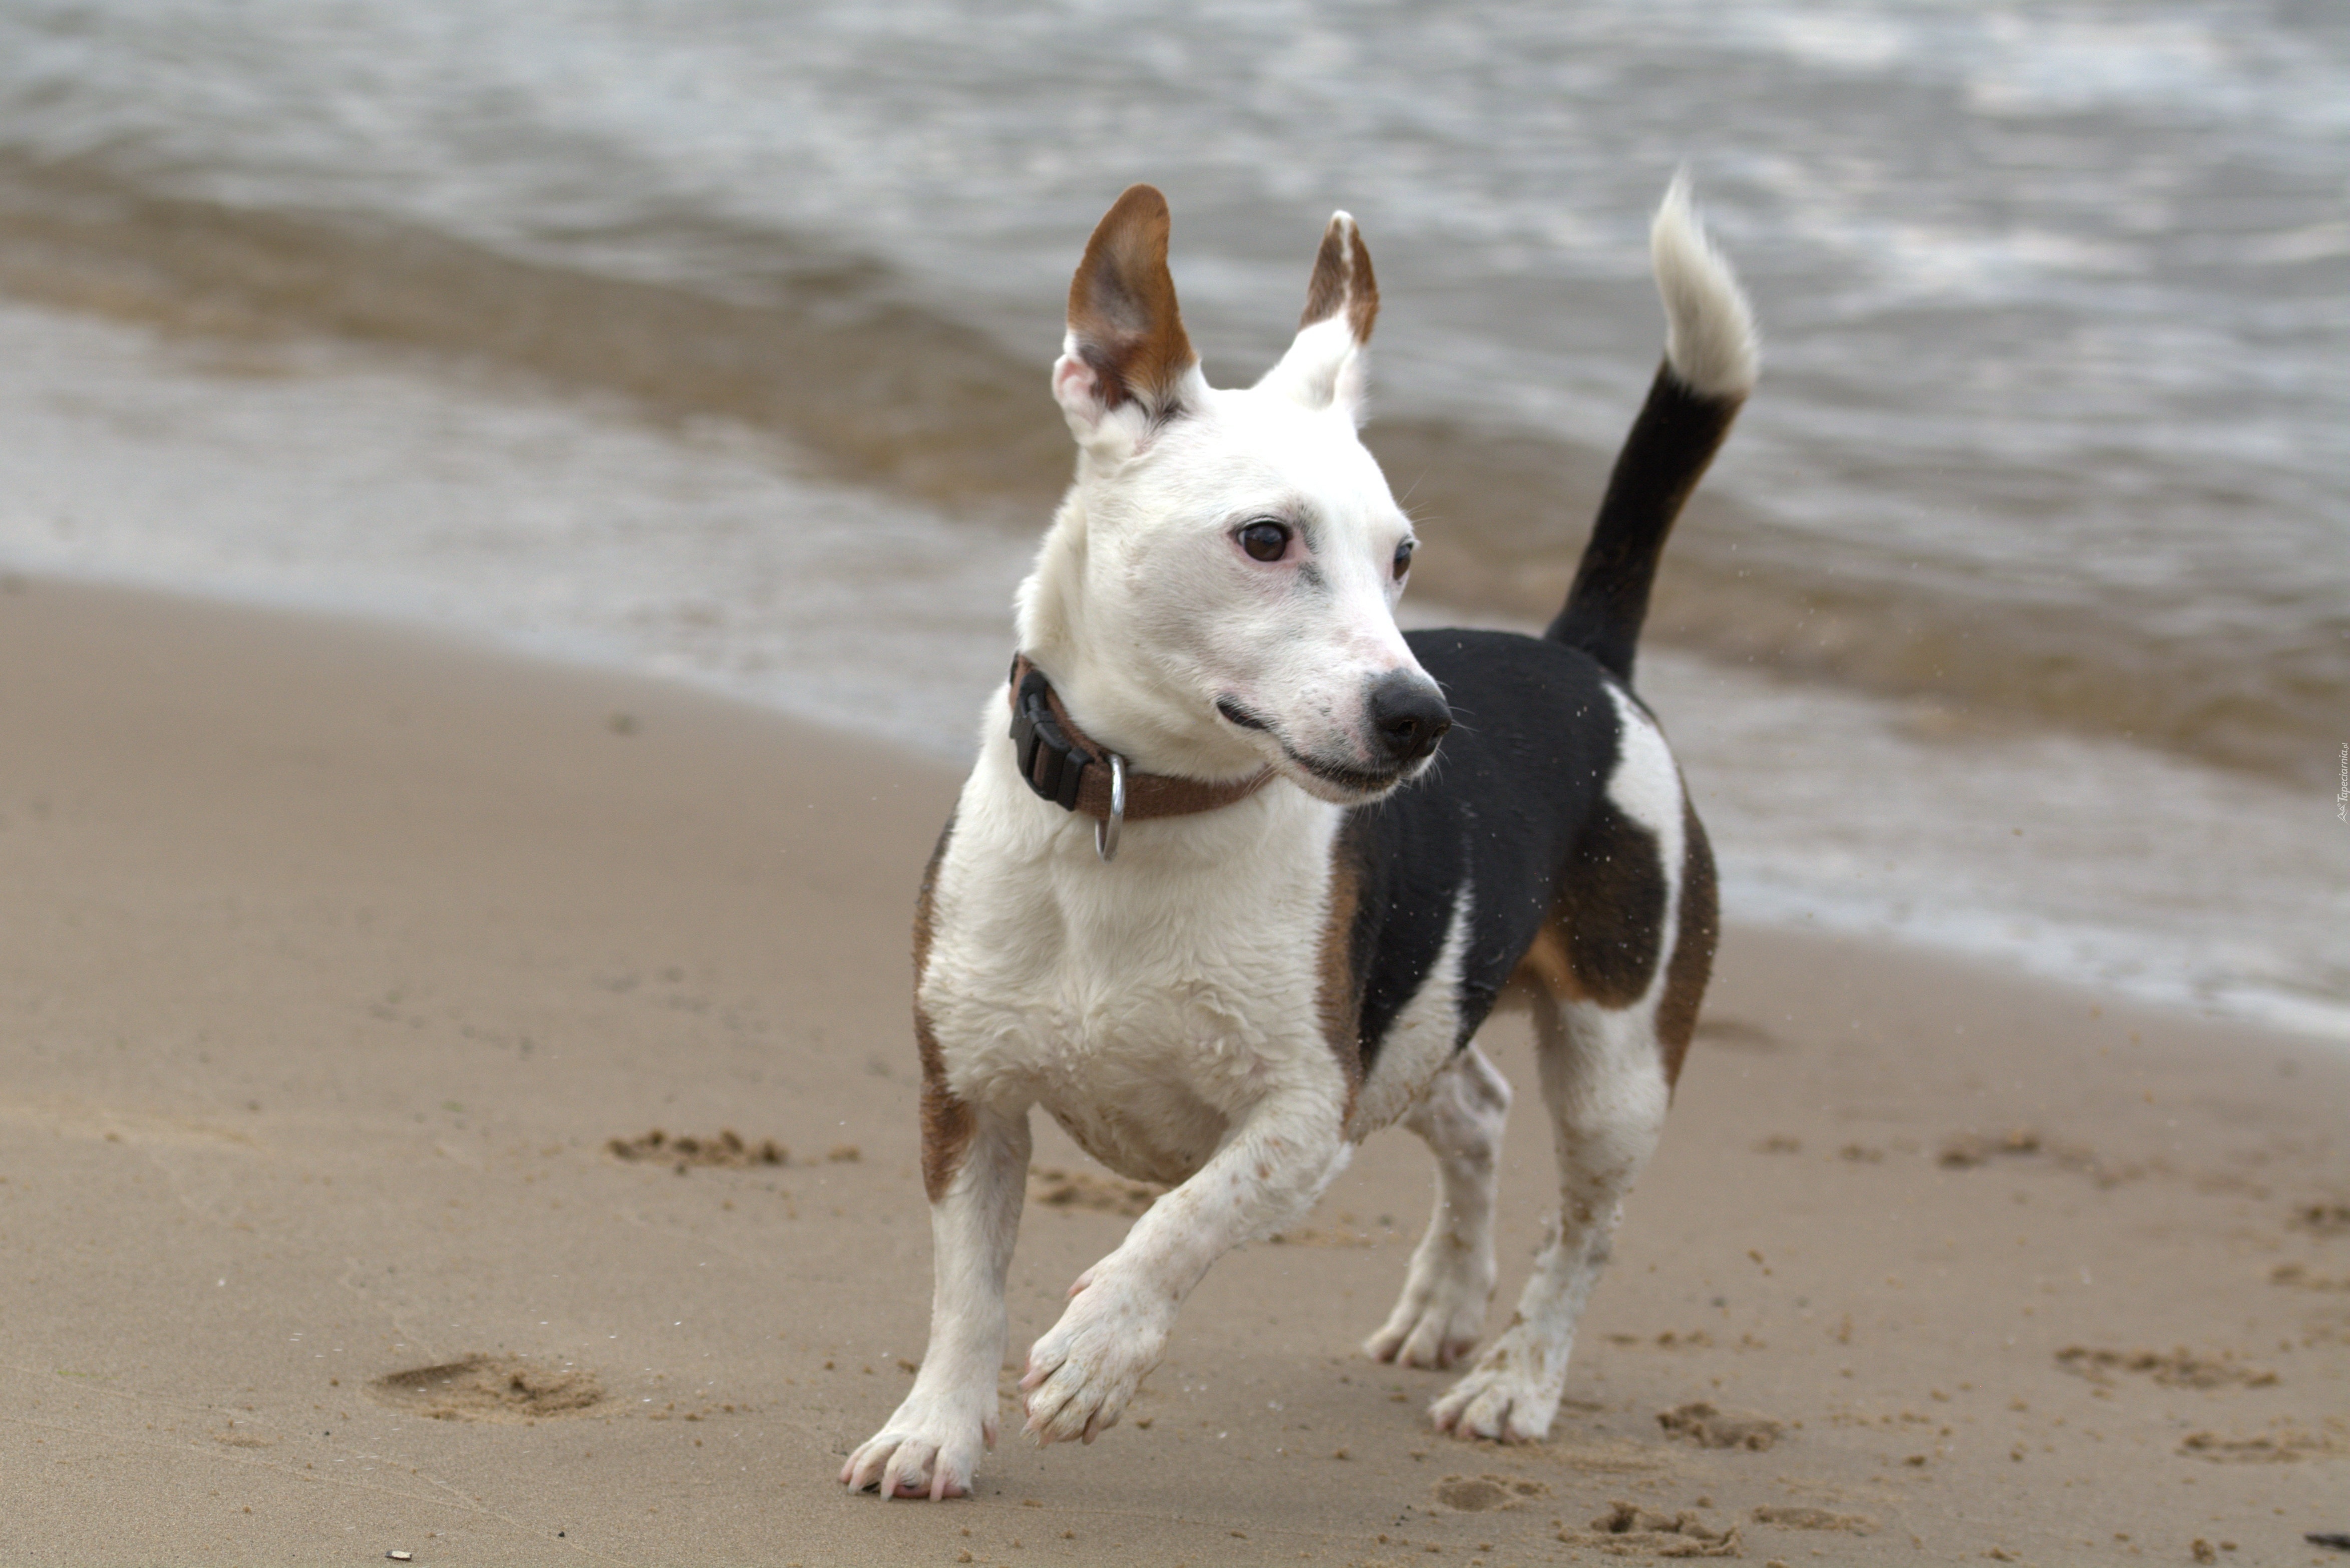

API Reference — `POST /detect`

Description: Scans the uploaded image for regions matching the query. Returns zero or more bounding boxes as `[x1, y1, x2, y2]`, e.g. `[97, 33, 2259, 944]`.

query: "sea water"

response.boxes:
[1, 0, 2342, 1036]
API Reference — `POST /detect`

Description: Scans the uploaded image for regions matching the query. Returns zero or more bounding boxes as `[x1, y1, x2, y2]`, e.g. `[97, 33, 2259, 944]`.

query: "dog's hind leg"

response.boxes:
[1430, 989, 1670, 1443]
[841, 1104, 1031, 1499]
[1364, 1044, 1511, 1369]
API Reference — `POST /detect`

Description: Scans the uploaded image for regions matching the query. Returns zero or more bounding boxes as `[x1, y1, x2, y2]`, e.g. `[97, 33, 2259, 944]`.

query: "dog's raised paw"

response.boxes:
[1020, 1272, 1172, 1445]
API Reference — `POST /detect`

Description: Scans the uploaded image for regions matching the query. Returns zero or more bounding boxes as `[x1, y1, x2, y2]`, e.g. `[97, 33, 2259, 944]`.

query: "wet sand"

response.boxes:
[2, 575, 2342, 1566]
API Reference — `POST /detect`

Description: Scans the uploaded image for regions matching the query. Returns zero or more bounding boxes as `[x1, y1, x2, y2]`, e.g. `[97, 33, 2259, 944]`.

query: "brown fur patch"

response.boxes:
[1067, 184, 1196, 415]
[1299, 214, 1380, 344]
[1316, 833, 1366, 1112]
[916, 1016, 970, 1204]
[911, 816, 950, 976]
[1554, 798, 1668, 1008]
[912, 816, 972, 1203]
[1513, 921, 1580, 1002]
[1656, 802, 1717, 1087]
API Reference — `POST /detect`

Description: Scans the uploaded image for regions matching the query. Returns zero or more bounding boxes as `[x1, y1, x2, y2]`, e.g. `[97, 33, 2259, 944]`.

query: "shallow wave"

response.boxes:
[0, 152, 1072, 521]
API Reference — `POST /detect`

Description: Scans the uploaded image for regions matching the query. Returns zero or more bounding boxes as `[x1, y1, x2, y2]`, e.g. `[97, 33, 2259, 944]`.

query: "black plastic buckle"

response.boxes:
[1010, 668, 1093, 812]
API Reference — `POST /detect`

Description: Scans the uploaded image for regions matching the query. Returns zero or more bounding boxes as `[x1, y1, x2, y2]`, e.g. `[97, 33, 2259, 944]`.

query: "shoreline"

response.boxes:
[8, 523, 2341, 1046]
[3, 281, 2339, 1045]
[3, 574, 2344, 1565]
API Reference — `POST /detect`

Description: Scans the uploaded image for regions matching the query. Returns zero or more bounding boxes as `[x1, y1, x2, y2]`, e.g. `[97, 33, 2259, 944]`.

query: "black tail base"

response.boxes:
[1545, 366, 1742, 683]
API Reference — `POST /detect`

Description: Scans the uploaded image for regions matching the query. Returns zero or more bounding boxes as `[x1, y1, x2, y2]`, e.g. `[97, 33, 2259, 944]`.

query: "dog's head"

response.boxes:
[1017, 185, 1448, 805]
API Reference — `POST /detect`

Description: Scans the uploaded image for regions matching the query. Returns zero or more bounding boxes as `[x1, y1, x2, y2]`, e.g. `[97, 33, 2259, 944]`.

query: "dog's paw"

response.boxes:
[840, 1390, 996, 1500]
[1019, 1269, 1172, 1445]
[1428, 1335, 1565, 1445]
[1363, 1246, 1495, 1369]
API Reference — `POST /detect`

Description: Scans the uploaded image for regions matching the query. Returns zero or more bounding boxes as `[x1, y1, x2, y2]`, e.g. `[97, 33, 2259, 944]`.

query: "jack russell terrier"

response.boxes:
[843, 174, 1756, 1499]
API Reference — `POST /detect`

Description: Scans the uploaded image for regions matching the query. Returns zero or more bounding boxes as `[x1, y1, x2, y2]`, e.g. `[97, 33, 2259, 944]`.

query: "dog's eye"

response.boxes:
[1392, 539, 1416, 580]
[1238, 520, 1291, 562]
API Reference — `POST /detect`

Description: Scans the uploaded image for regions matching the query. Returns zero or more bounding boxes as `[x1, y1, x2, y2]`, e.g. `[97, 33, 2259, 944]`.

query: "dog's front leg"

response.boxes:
[1020, 1090, 1344, 1445]
[841, 1103, 1030, 1499]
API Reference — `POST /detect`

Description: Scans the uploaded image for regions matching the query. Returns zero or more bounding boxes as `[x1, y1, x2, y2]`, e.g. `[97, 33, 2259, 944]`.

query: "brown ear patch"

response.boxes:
[1067, 183, 1197, 414]
[1299, 212, 1379, 345]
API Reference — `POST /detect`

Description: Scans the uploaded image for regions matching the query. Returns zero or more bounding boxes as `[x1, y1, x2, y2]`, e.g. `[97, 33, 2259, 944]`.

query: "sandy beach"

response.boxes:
[2, 574, 2342, 1566]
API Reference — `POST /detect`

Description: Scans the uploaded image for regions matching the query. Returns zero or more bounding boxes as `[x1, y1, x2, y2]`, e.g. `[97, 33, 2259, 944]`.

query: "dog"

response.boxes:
[842, 175, 1756, 1500]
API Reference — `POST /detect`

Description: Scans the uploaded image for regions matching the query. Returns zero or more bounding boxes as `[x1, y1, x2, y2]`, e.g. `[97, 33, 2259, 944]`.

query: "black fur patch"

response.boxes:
[1333, 628, 1631, 1073]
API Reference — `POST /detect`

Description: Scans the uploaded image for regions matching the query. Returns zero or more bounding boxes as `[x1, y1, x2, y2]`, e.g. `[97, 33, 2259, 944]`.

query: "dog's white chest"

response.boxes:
[921, 759, 1349, 1187]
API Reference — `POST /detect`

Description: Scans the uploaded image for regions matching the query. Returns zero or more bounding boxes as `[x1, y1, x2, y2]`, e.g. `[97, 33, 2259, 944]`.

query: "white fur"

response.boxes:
[929, 725, 1354, 1191]
[851, 742, 1360, 1481]
[1256, 311, 1370, 421]
[846, 1104, 1029, 1499]
[1652, 172, 1760, 400]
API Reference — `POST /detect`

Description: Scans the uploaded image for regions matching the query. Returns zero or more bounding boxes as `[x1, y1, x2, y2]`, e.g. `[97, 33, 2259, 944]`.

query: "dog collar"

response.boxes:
[1008, 655, 1273, 861]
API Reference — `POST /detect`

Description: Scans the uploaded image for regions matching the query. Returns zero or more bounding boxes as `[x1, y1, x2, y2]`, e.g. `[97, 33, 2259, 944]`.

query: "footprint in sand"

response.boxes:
[2177, 1422, 2344, 1463]
[606, 1128, 788, 1170]
[1027, 1165, 1162, 1218]
[2054, 1345, 2277, 1389]
[1559, 1502, 1740, 1557]
[367, 1355, 604, 1422]
[1752, 1503, 1876, 1535]
[1657, 1401, 1785, 1451]
[1432, 1474, 1550, 1511]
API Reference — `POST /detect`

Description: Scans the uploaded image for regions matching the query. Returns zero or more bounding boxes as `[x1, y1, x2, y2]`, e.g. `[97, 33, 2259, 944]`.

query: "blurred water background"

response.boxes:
[1, 0, 2342, 1035]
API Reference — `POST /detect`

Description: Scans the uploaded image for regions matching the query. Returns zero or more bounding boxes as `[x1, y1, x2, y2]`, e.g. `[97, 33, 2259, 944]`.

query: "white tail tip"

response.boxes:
[1651, 170, 1760, 399]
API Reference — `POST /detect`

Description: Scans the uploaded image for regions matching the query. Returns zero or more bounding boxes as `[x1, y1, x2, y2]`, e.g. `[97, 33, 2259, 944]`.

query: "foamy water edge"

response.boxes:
[4, 301, 2341, 1044]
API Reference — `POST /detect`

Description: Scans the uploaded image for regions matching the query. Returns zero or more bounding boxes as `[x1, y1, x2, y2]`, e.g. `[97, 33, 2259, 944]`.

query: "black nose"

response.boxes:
[1367, 672, 1452, 765]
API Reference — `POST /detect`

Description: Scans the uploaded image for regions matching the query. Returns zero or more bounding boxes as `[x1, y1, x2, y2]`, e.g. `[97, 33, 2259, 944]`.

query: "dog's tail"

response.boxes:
[1546, 173, 1758, 682]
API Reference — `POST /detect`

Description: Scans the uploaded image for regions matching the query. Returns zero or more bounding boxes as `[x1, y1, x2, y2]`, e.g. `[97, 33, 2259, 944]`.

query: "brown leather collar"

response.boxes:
[1008, 655, 1272, 826]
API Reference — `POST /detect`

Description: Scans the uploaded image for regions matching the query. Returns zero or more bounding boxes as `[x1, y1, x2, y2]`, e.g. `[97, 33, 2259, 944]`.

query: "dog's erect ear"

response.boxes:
[1256, 211, 1378, 420]
[1298, 210, 1379, 344]
[1053, 184, 1203, 452]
